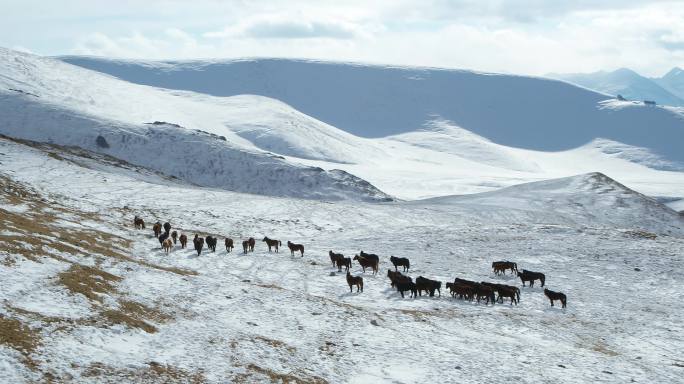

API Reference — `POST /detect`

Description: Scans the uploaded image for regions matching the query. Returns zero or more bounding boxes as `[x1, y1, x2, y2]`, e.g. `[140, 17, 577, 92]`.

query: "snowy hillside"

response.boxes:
[1, 48, 683, 204]
[59, 56, 684, 166]
[550, 68, 684, 107]
[425, 172, 683, 235]
[2, 135, 683, 383]
[656, 67, 684, 101]
[0, 48, 390, 202]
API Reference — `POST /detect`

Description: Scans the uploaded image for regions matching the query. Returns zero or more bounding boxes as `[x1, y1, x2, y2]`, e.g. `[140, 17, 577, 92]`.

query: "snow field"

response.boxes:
[1, 138, 683, 383]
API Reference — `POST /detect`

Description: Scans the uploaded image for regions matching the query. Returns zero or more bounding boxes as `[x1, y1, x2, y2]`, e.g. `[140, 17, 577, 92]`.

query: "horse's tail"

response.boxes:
[406, 260, 410, 270]
[541, 274, 546, 287]
[279, 240, 282, 246]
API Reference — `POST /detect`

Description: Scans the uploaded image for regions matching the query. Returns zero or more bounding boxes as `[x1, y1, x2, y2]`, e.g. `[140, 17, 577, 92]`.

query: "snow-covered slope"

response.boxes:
[59, 56, 684, 166]
[2, 136, 683, 383]
[550, 68, 684, 107]
[0, 48, 390, 202]
[425, 172, 683, 235]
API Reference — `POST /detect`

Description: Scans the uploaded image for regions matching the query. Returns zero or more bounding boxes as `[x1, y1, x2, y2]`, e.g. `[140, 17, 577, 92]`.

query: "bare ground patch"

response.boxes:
[81, 361, 206, 384]
[0, 315, 41, 369]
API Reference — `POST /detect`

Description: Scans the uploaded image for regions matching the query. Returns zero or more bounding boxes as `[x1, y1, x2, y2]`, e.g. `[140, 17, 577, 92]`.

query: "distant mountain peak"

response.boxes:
[663, 66, 684, 79]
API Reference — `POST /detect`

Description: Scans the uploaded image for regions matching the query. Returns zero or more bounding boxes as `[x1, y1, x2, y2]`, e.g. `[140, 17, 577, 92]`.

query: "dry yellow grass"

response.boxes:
[235, 364, 328, 384]
[82, 361, 206, 383]
[58, 264, 122, 303]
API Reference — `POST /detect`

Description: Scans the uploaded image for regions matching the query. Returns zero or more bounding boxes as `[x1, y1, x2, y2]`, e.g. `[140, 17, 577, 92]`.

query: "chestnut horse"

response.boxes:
[171, 231, 178, 244]
[152, 222, 162, 237]
[162, 238, 173, 254]
[353, 255, 378, 275]
[262, 237, 281, 252]
[492, 261, 518, 276]
[134, 216, 145, 229]
[179, 234, 188, 248]
[287, 241, 304, 257]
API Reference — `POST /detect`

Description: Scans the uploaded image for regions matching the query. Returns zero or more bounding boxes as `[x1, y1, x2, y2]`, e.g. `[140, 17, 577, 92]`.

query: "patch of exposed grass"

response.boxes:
[0, 315, 41, 355]
[58, 264, 121, 303]
[100, 310, 157, 334]
[254, 283, 284, 290]
[0, 315, 42, 370]
[118, 300, 172, 324]
[253, 335, 296, 353]
[235, 364, 328, 384]
[592, 341, 619, 357]
[82, 361, 205, 383]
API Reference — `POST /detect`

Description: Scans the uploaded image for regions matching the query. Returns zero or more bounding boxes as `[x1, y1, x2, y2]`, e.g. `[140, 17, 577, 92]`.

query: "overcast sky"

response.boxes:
[2, 0, 683, 76]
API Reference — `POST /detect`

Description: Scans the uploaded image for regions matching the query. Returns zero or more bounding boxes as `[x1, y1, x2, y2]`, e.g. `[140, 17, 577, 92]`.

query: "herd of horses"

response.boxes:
[134, 216, 567, 309]
[135, 216, 305, 257]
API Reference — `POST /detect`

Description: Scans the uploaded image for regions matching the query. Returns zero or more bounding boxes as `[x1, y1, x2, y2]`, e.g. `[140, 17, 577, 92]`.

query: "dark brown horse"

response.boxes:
[390, 256, 410, 272]
[353, 255, 378, 275]
[163, 222, 171, 234]
[248, 237, 255, 252]
[134, 216, 145, 229]
[242, 240, 249, 254]
[415, 276, 441, 297]
[387, 269, 409, 287]
[152, 222, 162, 237]
[474, 284, 496, 304]
[171, 231, 178, 244]
[336, 256, 352, 272]
[518, 270, 545, 287]
[346, 272, 363, 293]
[179, 234, 187, 248]
[287, 241, 304, 257]
[262, 237, 281, 252]
[225, 238, 234, 252]
[446, 282, 475, 301]
[193, 234, 204, 256]
[206, 236, 217, 252]
[329, 250, 344, 267]
[544, 289, 567, 308]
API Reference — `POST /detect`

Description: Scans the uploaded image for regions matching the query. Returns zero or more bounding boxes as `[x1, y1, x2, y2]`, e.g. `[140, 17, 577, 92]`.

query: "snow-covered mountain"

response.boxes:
[0, 48, 391, 202]
[2, 48, 683, 203]
[656, 66, 684, 101]
[60, 56, 684, 162]
[425, 172, 683, 234]
[549, 68, 684, 107]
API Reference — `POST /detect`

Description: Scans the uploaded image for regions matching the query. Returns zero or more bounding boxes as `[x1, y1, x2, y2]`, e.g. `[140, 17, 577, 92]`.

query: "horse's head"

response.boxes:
[262, 237, 268, 242]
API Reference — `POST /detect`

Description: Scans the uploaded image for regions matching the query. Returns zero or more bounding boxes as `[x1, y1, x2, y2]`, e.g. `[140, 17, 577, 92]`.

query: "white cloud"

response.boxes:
[5, 1, 683, 76]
